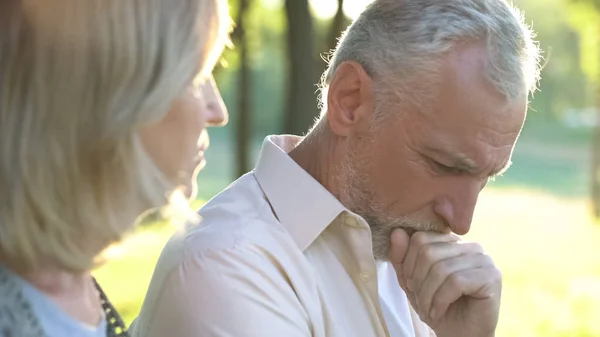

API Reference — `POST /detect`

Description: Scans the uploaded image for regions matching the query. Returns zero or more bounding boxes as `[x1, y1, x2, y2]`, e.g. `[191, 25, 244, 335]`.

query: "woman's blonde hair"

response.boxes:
[0, 0, 231, 271]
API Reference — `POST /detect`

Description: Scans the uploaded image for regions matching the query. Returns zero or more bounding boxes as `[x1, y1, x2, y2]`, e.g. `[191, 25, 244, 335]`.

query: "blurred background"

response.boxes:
[95, 0, 600, 336]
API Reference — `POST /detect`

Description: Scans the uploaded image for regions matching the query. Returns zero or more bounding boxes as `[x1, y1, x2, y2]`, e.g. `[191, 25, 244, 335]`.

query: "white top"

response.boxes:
[130, 135, 432, 337]
[0, 265, 107, 337]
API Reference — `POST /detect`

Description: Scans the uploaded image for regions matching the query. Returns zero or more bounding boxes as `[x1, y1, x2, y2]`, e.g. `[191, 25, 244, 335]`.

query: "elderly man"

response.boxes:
[131, 0, 541, 336]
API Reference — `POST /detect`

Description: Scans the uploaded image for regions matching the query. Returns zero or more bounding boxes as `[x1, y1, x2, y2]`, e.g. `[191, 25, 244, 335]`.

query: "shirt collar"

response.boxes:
[253, 135, 347, 251]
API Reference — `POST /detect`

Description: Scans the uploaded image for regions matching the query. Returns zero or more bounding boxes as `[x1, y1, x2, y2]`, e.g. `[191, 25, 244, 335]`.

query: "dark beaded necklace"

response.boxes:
[0, 267, 130, 337]
[94, 278, 130, 337]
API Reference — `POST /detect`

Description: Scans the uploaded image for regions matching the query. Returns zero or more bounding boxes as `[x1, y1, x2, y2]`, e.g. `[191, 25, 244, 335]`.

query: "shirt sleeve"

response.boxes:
[144, 244, 313, 337]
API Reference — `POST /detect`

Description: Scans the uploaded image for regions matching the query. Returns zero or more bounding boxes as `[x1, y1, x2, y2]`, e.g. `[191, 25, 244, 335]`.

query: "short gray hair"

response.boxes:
[320, 0, 541, 113]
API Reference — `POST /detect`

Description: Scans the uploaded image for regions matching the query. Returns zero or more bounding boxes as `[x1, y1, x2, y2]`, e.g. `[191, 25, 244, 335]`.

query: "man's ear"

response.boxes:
[326, 61, 375, 137]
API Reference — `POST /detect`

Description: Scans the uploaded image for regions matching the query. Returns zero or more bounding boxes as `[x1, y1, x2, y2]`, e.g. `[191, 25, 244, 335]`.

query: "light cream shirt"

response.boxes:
[131, 135, 432, 337]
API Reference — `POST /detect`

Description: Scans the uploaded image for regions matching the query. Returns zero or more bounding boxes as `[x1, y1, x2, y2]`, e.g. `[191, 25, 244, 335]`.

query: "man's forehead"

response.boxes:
[419, 97, 525, 170]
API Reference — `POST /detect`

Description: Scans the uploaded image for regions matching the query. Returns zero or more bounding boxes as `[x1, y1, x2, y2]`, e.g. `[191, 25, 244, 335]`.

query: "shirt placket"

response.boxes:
[342, 213, 391, 337]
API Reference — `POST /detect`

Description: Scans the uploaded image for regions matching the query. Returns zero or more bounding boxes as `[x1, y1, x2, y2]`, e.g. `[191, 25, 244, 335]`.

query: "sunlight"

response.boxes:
[260, 0, 373, 21]
[309, 0, 338, 20]
[260, 0, 283, 11]
[310, 0, 374, 20]
[343, 0, 373, 19]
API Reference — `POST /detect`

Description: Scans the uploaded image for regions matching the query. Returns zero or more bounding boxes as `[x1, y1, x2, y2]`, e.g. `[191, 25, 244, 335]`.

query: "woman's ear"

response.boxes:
[326, 61, 375, 137]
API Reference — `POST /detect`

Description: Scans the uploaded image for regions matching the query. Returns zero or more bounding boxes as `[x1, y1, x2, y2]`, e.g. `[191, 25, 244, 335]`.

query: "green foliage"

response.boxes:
[566, 0, 600, 85]
[215, 3, 339, 137]
[511, 0, 592, 120]
[214, 2, 288, 136]
[217, 0, 593, 138]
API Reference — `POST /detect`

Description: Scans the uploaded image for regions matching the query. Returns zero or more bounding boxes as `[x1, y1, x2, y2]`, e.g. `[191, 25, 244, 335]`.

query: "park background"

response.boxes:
[95, 0, 600, 336]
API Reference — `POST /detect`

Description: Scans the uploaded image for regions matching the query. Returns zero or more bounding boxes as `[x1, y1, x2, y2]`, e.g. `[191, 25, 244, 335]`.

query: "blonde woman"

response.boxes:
[0, 0, 231, 336]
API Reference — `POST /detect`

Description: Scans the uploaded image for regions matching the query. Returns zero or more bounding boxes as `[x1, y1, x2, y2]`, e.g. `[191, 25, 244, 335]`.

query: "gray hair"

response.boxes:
[319, 0, 541, 115]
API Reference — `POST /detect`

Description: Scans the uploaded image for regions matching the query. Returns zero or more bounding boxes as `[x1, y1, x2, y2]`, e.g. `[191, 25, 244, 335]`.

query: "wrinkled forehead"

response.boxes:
[412, 46, 528, 170]
[414, 98, 525, 179]
[439, 96, 524, 160]
[439, 45, 526, 138]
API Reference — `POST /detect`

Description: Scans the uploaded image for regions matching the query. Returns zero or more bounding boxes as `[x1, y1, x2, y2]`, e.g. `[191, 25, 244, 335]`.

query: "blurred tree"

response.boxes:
[512, 0, 591, 121]
[566, 0, 600, 216]
[327, 0, 350, 53]
[284, 0, 319, 135]
[232, 0, 252, 177]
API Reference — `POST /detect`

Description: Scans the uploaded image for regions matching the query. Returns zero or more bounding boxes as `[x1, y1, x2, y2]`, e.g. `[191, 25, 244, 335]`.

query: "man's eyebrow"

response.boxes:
[424, 146, 479, 174]
[453, 156, 479, 174]
[425, 146, 513, 178]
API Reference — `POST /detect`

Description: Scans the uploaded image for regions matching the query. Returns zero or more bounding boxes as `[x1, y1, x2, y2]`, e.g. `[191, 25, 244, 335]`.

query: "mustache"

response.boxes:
[364, 214, 450, 235]
[396, 217, 450, 234]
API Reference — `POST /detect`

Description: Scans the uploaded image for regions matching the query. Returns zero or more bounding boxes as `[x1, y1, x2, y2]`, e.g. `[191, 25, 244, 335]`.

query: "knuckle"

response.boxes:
[421, 245, 437, 262]
[431, 260, 450, 279]
[491, 266, 503, 284]
[482, 253, 496, 266]
[412, 231, 429, 246]
[465, 241, 484, 254]
[448, 272, 465, 289]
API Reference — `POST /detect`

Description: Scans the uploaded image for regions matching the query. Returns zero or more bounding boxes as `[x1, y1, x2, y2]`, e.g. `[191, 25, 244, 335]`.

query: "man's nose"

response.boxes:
[433, 180, 481, 235]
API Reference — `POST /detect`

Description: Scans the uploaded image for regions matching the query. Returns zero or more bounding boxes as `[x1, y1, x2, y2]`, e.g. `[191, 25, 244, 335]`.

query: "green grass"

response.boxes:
[489, 120, 592, 198]
[467, 189, 600, 337]
[490, 140, 590, 197]
[94, 127, 600, 336]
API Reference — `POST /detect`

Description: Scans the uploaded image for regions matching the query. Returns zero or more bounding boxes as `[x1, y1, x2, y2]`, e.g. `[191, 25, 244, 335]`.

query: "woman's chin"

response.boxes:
[180, 158, 206, 200]
[182, 179, 198, 201]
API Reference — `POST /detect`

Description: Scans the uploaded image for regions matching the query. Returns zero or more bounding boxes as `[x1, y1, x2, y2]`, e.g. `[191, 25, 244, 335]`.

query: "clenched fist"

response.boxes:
[389, 229, 502, 337]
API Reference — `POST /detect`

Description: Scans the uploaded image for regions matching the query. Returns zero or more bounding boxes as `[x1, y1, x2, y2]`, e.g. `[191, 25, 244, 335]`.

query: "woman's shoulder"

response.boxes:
[0, 266, 47, 337]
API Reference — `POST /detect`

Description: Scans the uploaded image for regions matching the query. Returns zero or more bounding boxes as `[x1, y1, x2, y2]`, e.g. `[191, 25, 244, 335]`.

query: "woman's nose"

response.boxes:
[203, 75, 228, 127]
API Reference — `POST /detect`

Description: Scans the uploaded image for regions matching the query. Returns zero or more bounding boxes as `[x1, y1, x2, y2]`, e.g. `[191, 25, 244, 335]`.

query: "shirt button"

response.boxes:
[359, 272, 371, 282]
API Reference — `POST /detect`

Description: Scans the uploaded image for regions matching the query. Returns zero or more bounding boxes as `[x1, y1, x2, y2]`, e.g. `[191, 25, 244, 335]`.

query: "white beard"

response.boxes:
[338, 134, 447, 261]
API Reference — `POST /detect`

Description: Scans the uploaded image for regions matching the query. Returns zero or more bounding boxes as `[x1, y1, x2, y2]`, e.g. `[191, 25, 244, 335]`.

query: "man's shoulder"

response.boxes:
[182, 172, 293, 257]
[131, 174, 312, 337]
[145, 173, 301, 302]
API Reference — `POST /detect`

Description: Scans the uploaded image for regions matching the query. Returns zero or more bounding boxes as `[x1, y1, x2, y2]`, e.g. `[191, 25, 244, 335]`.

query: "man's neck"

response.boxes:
[288, 129, 345, 200]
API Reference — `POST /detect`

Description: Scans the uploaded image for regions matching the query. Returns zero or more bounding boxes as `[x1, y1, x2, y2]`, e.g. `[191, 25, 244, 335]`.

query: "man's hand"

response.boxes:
[389, 229, 502, 337]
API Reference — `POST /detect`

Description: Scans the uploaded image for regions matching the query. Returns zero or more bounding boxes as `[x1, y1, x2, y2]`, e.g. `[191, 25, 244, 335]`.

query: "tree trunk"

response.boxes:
[284, 0, 318, 135]
[327, 0, 348, 52]
[592, 81, 600, 217]
[592, 19, 600, 217]
[592, 22, 600, 218]
[234, 0, 252, 178]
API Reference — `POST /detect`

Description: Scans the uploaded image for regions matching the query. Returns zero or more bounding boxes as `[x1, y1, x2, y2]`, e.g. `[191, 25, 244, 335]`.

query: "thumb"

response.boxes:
[389, 229, 410, 291]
